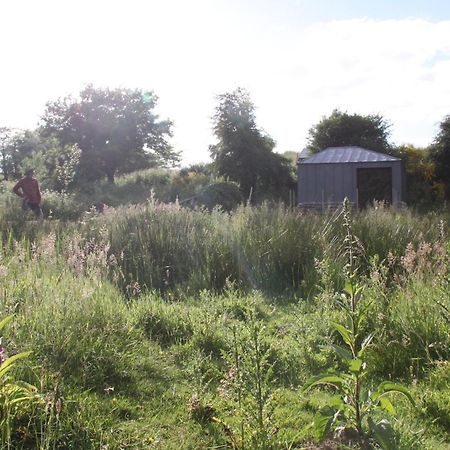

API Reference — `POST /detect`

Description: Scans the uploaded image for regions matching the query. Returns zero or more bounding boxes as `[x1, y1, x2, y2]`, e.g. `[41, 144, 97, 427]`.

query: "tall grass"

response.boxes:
[85, 201, 449, 296]
[0, 201, 448, 448]
[88, 201, 323, 295]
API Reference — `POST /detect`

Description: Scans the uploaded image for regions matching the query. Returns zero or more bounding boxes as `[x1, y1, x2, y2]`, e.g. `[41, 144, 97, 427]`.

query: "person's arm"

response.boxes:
[12, 179, 24, 198]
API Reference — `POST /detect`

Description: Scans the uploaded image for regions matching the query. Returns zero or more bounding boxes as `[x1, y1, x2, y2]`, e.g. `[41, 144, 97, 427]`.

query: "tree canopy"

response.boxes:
[394, 144, 445, 206]
[209, 88, 294, 201]
[40, 85, 179, 183]
[430, 114, 450, 199]
[307, 109, 392, 154]
[0, 128, 43, 180]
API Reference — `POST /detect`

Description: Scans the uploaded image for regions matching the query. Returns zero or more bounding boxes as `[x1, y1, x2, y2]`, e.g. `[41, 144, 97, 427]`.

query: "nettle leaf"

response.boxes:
[377, 382, 415, 406]
[368, 417, 396, 450]
[331, 322, 353, 348]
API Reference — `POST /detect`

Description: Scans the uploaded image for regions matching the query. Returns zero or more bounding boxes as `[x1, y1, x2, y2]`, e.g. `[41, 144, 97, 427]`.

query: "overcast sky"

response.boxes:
[1, 0, 450, 165]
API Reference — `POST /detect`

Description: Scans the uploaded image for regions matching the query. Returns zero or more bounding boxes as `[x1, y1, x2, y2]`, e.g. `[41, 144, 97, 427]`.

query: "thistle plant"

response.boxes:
[304, 199, 415, 450]
[219, 309, 277, 450]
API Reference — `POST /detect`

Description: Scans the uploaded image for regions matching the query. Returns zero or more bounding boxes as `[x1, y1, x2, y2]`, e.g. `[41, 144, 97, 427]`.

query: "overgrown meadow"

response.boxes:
[0, 180, 449, 449]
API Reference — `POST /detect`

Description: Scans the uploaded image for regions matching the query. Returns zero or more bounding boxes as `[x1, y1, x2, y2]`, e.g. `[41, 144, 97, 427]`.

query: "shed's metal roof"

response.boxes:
[298, 147, 310, 159]
[301, 146, 400, 164]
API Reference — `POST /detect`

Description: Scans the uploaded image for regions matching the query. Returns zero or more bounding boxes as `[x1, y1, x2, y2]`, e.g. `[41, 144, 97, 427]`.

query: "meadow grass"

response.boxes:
[0, 200, 448, 448]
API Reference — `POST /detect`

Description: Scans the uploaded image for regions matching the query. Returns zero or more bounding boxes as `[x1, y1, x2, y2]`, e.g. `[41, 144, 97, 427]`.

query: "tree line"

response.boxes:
[1, 85, 450, 206]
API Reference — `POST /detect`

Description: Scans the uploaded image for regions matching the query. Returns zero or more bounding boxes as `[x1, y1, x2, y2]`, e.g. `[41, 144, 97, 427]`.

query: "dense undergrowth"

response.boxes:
[0, 193, 449, 449]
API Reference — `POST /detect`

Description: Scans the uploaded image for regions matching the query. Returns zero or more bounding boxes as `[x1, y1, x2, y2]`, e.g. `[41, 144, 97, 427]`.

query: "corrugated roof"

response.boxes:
[298, 147, 310, 159]
[301, 146, 400, 164]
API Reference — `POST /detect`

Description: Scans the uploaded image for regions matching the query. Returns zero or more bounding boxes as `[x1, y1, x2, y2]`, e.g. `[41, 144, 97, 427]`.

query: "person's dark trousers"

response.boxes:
[23, 200, 43, 218]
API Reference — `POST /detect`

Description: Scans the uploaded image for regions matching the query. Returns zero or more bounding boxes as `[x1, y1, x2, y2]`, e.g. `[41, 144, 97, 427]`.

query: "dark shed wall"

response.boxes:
[298, 160, 403, 205]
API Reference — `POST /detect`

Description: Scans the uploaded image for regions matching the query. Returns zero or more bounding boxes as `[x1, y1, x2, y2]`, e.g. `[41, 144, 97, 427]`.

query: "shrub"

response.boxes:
[193, 181, 243, 212]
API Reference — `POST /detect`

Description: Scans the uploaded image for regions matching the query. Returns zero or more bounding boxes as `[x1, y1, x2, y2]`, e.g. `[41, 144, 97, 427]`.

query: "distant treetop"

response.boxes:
[307, 109, 393, 155]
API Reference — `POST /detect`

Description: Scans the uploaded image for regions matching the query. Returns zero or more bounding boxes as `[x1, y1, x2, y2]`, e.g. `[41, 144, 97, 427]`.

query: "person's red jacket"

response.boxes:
[13, 177, 41, 204]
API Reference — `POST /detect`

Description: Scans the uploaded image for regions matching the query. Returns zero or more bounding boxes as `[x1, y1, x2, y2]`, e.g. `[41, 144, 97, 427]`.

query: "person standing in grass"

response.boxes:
[12, 168, 43, 218]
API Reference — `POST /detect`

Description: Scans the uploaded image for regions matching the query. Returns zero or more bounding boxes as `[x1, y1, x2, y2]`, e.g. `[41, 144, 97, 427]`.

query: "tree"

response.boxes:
[209, 88, 294, 201]
[18, 137, 82, 192]
[0, 127, 14, 180]
[40, 85, 179, 183]
[0, 128, 42, 180]
[394, 144, 445, 206]
[307, 109, 392, 154]
[430, 115, 450, 199]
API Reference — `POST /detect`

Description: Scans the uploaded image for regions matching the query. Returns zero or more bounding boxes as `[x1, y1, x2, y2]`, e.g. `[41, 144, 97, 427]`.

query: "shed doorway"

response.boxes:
[357, 167, 392, 209]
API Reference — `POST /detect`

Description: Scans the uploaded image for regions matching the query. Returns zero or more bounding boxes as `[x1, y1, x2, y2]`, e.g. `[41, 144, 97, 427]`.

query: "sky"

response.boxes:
[1, 0, 450, 165]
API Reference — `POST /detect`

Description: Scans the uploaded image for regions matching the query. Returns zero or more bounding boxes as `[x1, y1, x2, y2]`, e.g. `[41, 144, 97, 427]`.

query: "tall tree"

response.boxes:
[40, 85, 179, 183]
[307, 109, 392, 154]
[209, 88, 294, 201]
[0, 128, 41, 180]
[430, 114, 450, 199]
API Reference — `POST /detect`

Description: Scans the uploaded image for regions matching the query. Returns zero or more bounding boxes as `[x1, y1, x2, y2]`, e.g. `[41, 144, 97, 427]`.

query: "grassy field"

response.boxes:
[0, 184, 449, 449]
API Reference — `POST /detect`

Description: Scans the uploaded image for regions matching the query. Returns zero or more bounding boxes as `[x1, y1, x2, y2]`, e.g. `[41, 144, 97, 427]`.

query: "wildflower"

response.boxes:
[401, 242, 416, 275]
[217, 367, 237, 399]
[0, 340, 5, 366]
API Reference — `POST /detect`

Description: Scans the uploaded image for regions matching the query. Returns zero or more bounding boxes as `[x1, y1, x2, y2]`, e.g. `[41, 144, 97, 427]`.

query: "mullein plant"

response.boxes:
[0, 316, 40, 449]
[303, 199, 415, 450]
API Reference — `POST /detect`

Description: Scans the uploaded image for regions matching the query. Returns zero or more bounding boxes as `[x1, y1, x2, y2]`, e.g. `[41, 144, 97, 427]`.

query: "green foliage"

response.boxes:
[430, 114, 450, 199]
[47, 143, 81, 192]
[0, 197, 448, 449]
[219, 308, 277, 449]
[0, 129, 42, 181]
[93, 200, 324, 295]
[135, 297, 194, 347]
[418, 362, 450, 431]
[210, 88, 295, 202]
[307, 109, 392, 154]
[370, 279, 450, 378]
[0, 316, 40, 449]
[193, 180, 243, 212]
[0, 128, 16, 181]
[41, 85, 179, 183]
[304, 202, 415, 449]
[394, 144, 445, 207]
[40, 190, 85, 220]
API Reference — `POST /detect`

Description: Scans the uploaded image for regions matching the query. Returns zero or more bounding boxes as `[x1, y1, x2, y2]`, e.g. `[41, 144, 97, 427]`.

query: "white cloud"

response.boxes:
[257, 18, 450, 153]
[1, 2, 450, 164]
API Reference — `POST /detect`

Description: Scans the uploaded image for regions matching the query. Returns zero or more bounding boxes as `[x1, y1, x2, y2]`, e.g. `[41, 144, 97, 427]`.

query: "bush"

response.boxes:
[193, 181, 243, 212]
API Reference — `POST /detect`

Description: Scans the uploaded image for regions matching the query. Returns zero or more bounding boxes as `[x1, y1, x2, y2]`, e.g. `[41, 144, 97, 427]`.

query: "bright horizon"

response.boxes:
[2, 0, 450, 165]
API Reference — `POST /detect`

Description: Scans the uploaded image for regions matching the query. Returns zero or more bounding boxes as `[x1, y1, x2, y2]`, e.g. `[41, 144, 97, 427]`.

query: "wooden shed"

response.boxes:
[297, 146, 404, 209]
